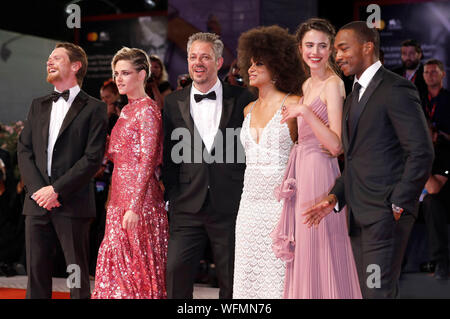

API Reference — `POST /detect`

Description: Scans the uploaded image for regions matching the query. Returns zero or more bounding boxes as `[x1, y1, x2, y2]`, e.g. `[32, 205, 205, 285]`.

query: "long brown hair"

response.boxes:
[295, 18, 341, 77]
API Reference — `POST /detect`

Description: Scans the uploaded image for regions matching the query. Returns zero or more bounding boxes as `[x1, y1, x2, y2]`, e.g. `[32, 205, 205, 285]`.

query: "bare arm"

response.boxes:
[304, 76, 344, 156]
[284, 95, 300, 143]
[281, 76, 344, 156]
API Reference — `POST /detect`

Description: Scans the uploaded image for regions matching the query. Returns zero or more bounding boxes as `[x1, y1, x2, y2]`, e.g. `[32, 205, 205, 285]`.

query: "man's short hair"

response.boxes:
[340, 21, 380, 59]
[187, 32, 224, 61]
[424, 58, 445, 72]
[55, 42, 88, 86]
[401, 39, 422, 55]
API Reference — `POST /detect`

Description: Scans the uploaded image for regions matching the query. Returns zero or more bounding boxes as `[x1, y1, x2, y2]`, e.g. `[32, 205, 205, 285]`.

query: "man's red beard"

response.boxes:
[46, 71, 61, 84]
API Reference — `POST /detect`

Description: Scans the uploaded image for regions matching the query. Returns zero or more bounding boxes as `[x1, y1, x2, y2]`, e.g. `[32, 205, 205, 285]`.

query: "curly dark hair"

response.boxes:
[295, 18, 340, 76]
[237, 25, 305, 95]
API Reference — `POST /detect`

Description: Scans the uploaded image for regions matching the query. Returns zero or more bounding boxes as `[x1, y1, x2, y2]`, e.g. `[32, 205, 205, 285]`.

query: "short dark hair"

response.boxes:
[55, 42, 88, 86]
[101, 78, 119, 95]
[401, 39, 422, 55]
[340, 21, 380, 59]
[424, 58, 444, 72]
[237, 25, 305, 95]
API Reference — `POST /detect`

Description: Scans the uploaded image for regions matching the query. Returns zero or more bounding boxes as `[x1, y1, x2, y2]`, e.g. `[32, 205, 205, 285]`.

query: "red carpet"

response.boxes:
[0, 288, 70, 299]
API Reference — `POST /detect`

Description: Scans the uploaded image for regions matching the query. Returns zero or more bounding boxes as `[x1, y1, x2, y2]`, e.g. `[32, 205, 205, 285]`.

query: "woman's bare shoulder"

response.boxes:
[243, 101, 256, 117]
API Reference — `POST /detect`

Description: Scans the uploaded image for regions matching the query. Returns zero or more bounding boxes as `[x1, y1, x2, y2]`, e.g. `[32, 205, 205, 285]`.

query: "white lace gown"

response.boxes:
[233, 96, 293, 299]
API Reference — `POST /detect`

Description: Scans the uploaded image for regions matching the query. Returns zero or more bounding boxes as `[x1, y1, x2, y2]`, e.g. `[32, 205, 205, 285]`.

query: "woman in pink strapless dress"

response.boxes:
[92, 48, 168, 299]
[273, 18, 361, 298]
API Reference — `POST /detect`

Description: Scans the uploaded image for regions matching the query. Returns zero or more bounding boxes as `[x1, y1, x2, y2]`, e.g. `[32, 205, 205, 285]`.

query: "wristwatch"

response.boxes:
[392, 204, 404, 214]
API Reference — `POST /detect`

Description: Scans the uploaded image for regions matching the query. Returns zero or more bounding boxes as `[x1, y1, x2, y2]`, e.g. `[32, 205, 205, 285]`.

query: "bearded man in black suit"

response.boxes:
[163, 32, 255, 299]
[18, 43, 107, 299]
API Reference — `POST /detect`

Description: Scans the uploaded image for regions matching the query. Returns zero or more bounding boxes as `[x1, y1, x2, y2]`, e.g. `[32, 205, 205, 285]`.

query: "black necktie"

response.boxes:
[194, 91, 216, 103]
[347, 82, 362, 137]
[50, 90, 70, 102]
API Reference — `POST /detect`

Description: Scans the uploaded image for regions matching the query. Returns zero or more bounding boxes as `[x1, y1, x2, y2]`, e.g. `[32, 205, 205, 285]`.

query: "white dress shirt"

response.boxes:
[334, 60, 383, 211]
[47, 85, 80, 176]
[190, 79, 223, 153]
[353, 60, 382, 101]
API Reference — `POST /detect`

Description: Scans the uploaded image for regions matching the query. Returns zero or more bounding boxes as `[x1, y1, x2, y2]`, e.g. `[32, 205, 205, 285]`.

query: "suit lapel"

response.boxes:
[217, 83, 235, 132]
[177, 86, 206, 153]
[177, 86, 195, 135]
[342, 95, 352, 150]
[56, 90, 88, 141]
[348, 67, 384, 152]
[210, 83, 235, 152]
[40, 97, 53, 148]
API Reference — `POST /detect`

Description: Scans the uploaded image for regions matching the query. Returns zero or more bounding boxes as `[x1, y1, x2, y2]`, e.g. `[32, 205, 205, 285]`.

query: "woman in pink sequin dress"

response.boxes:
[273, 18, 361, 298]
[92, 47, 168, 299]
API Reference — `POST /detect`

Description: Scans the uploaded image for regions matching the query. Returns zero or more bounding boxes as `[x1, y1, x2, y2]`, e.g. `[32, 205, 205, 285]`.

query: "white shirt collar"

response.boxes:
[54, 84, 80, 105]
[191, 78, 221, 98]
[354, 60, 382, 89]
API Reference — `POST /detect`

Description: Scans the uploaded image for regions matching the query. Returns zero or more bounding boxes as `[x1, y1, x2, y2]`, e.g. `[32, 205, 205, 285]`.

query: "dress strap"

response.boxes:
[303, 75, 333, 105]
[280, 93, 291, 108]
[249, 100, 257, 114]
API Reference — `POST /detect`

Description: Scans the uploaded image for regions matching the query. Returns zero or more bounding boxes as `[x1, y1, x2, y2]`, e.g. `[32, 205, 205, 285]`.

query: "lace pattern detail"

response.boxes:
[233, 99, 294, 299]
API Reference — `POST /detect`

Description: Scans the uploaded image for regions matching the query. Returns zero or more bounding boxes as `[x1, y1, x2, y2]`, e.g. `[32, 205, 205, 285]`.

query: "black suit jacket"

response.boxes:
[162, 82, 255, 214]
[331, 66, 434, 228]
[17, 90, 108, 218]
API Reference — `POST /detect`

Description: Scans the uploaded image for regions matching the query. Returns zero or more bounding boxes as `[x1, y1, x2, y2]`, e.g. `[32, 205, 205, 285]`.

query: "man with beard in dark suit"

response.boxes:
[163, 32, 255, 299]
[303, 22, 434, 298]
[393, 39, 428, 99]
[17, 43, 107, 299]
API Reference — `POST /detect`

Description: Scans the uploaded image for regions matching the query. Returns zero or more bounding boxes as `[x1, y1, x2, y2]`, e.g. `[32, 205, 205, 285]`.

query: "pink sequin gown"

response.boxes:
[272, 96, 362, 299]
[92, 96, 168, 299]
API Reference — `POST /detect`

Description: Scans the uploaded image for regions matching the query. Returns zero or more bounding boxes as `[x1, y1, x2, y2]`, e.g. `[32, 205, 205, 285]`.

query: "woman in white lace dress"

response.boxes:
[232, 25, 305, 298]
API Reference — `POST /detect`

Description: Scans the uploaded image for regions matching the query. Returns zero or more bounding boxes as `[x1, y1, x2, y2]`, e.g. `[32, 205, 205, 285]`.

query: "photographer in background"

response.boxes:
[176, 73, 192, 91]
[100, 79, 124, 134]
[145, 54, 172, 110]
[0, 147, 25, 277]
[393, 39, 427, 98]
[421, 122, 450, 280]
[421, 59, 450, 137]
[224, 59, 245, 87]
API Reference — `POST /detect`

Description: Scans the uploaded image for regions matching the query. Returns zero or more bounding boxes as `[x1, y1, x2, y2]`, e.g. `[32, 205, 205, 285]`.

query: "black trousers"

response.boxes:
[422, 193, 449, 264]
[25, 213, 91, 299]
[166, 194, 237, 299]
[350, 211, 415, 299]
